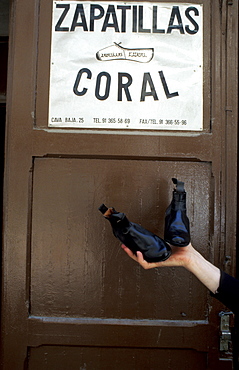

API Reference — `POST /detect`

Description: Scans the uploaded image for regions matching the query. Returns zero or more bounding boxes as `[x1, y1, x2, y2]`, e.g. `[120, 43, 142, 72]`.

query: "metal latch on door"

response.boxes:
[219, 311, 233, 351]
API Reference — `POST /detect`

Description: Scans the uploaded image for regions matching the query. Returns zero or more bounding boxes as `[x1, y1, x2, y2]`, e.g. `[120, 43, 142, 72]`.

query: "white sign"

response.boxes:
[49, 2, 203, 130]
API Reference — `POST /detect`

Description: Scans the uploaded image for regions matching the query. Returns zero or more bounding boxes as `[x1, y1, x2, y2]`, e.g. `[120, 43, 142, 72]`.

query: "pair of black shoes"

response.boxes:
[99, 178, 190, 263]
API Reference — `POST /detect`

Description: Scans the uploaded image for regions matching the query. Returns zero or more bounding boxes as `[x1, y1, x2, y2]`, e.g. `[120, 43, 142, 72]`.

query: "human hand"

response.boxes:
[121, 243, 193, 270]
[121, 243, 221, 294]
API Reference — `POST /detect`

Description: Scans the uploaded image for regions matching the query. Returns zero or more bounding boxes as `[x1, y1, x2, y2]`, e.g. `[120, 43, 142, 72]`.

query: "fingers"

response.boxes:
[121, 245, 161, 270]
[121, 245, 138, 261]
[121, 243, 192, 269]
[121, 245, 145, 265]
[135, 251, 155, 269]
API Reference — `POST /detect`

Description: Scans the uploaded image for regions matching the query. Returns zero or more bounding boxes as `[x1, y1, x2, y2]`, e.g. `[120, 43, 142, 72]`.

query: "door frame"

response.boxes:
[1, 0, 238, 368]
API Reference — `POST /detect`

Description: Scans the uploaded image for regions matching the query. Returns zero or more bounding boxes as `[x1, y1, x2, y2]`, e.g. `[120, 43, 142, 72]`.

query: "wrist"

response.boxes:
[185, 244, 202, 269]
[183, 243, 220, 293]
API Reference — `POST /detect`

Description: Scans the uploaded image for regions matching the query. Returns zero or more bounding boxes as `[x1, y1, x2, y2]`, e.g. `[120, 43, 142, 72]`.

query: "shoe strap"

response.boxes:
[172, 178, 185, 193]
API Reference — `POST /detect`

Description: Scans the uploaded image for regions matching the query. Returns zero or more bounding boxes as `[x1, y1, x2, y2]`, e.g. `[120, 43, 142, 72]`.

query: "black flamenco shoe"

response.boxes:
[164, 178, 190, 247]
[99, 204, 171, 262]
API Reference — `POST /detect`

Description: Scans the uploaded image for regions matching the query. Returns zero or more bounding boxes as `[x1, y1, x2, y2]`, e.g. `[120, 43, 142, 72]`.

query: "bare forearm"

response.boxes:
[122, 243, 221, 293]
[184, 246, 220, 294]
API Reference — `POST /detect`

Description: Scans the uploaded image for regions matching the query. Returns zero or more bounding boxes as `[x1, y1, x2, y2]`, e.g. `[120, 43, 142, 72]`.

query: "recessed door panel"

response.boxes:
[27, 345, 207, 370]
[31, 158, 211, 320]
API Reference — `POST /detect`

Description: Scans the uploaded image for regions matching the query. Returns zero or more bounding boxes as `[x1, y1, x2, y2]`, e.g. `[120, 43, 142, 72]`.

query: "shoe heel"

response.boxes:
[164, 178, 190, 247]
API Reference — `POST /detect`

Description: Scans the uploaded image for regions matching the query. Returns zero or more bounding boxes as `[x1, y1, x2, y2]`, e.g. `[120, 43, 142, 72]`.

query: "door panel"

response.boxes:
[1, 0, 238, 368]
[31, 158, 210, 320]
[27, 346, 208, 370]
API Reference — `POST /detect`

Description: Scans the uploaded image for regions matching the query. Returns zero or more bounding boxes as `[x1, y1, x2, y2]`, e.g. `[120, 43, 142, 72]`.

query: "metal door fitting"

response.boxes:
[219, 311, 234, 351]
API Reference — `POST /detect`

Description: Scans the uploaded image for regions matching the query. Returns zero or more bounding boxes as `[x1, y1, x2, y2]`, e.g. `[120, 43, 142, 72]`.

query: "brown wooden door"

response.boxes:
[1, 0, 238, 369]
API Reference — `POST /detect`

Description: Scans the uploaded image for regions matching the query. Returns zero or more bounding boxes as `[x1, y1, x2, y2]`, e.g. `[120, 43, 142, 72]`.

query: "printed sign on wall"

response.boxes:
[49, 2, 203, 130]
